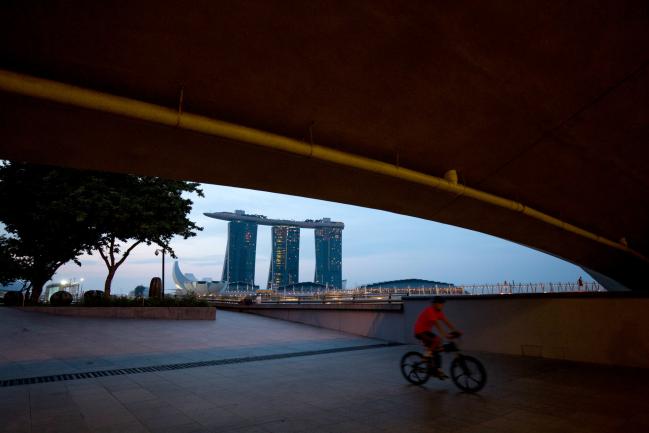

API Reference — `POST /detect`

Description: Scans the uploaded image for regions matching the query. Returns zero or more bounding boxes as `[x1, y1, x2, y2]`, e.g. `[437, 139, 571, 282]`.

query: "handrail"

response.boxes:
[207, 281, 605, 304]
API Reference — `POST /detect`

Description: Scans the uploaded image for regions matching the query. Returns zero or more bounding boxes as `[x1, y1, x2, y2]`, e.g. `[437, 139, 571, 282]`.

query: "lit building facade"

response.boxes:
[205, 211, 344, 289]
[314, 218, 343, 289]
[221, 211, 258, 284]
[268, 225, 300, 289]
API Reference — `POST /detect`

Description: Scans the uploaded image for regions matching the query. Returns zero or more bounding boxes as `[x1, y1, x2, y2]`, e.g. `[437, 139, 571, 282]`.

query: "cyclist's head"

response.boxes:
[432, 296, 445, 310]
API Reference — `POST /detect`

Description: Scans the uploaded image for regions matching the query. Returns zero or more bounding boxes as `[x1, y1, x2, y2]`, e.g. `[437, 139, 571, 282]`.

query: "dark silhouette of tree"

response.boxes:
[0, 236, 26, 286]
[0, 163, 101, 302]
[79, 173, 203, 297]
[0, 162, 203, 300]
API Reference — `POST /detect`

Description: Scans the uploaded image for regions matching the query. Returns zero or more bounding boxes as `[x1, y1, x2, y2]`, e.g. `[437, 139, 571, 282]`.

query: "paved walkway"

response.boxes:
[0, 307, 380, 381]
[1, 307, 648, 433]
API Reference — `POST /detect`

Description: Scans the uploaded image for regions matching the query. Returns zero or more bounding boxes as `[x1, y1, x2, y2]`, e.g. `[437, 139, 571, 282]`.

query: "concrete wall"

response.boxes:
[219, 303, 405, 342]
[249, 308, 405, 343]
[17, 306, 216, 320]
[404, 296, 649, 368]
[228, 294, 649, 368]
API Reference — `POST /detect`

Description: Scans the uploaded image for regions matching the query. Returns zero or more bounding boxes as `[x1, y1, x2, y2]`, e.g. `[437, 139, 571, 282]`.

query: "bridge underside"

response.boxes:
[0, 1, 648, 290]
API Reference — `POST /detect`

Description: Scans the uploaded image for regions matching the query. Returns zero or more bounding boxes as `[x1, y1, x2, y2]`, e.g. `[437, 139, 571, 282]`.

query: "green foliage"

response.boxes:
[0, 236, 26, 285]
[49, 291, 73, 306]
[83, 172, 203, 296]
[147, 292, 209, 307]
[0, 163, 104, 300]
[0, 161, 203, 300]
[133, 285, 146, 296]
[81, 293, 209, 307]
[82, 290, 106, 306]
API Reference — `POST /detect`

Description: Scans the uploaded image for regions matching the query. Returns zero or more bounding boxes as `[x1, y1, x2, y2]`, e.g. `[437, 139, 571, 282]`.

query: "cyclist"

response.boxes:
[414, 296, 461, 378]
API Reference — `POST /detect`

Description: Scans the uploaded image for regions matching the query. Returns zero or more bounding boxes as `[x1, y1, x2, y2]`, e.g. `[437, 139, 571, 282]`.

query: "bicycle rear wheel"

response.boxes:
[450, 355, 487, 393]
[400, 352, 430, 385]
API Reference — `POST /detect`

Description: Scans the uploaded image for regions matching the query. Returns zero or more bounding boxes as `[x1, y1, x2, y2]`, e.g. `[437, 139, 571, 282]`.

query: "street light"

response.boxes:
[154, 248, 166, 293]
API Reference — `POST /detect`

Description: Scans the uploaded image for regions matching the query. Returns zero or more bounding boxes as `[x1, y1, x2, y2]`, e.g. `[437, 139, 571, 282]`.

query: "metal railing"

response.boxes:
[350, 281, 604, 296]
[458, 281, 603, 295]
[210, 281, 605, 305]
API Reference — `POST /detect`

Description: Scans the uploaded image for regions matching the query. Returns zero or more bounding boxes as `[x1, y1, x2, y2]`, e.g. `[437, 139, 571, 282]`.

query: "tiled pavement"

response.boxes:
[1, 308, 649, 433]
[0, 308, 381, 380]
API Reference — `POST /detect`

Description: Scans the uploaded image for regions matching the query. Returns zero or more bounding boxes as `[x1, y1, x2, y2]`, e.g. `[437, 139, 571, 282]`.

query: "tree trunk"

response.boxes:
[29, 278, 47, 303]
[104, 268, 116, 298]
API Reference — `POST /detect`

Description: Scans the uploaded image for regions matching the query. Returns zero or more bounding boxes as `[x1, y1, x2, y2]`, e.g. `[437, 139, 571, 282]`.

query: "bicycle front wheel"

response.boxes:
[450, 355, 487, 393]
[400, 351, 430, 385]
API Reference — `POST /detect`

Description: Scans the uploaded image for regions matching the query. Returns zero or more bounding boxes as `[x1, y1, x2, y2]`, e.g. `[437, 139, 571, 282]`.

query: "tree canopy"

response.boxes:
[133, 285, 146, 297]
[0, 162, 203, 301]
[0, 163, 102, 300]
[0, 236, 26, 286]
[84, 173, 203, 296]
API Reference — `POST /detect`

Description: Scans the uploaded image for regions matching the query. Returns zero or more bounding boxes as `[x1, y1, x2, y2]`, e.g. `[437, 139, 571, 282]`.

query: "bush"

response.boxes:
[3, 291, 24, 306]
[83, 290, 105, 306]
[79, 292, 208, 307]
[110, 295, 135, 307]
[50, 291, 73, 306]
[146, 292, 209, 307]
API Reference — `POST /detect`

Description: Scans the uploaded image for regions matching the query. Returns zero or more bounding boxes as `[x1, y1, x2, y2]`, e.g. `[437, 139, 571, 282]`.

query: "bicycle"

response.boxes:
[400, 331, 487, 393]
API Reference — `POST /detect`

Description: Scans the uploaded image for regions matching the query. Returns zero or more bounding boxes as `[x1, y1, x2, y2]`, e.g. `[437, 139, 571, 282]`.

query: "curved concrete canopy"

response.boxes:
[0, 2, 647, 290]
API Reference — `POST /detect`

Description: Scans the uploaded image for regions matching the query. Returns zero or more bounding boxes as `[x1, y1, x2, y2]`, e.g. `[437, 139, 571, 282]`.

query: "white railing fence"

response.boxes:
[211, 281, 605, 303]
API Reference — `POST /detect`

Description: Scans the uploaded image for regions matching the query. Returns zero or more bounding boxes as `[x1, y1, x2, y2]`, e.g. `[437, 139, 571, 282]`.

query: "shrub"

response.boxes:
[3, 291, 24, 306]
[50, 291, 73, 306]
[83, 290, 105, 306]
[78, 291, 208, 307]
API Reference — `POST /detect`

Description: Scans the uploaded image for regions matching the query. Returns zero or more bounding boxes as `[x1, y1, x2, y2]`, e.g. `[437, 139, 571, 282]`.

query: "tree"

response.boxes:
[133, 285, 146, 297]
[0, 162, 203, 300]
[0, 163, 102, 302]
[83, 173, 203, 297]
[0, 236, 26, 286]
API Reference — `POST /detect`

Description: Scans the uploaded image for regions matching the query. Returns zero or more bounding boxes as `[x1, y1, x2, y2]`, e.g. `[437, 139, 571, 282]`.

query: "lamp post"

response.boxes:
[154, 248, 166, 292]
[77, 278, 84, 301]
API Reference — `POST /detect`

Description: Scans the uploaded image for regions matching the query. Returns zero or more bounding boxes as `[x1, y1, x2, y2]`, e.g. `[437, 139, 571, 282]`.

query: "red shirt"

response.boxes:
[414, 306, 446, 335]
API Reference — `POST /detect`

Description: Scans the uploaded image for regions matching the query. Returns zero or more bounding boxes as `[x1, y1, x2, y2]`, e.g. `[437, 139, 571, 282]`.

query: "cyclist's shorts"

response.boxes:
[415, 331, 438, 343]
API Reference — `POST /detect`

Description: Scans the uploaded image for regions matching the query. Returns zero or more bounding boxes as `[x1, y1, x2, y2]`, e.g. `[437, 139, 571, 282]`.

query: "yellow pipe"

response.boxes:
[0, 68, 645, 263]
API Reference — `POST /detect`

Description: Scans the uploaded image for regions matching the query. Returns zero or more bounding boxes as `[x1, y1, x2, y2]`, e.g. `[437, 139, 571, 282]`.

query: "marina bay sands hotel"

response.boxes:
[205, 211, 344, 289]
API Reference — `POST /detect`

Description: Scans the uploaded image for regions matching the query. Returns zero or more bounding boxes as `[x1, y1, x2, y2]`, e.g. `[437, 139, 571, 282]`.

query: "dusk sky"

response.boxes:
[51, 183, 590, 295]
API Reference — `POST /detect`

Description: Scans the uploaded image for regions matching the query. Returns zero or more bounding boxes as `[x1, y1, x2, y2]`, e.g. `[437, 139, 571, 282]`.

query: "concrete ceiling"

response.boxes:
[0, 1, 648, 290]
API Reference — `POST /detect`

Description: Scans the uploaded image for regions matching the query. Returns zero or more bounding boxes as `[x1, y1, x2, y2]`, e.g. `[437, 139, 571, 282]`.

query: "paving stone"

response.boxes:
[111, 387, 158, 404]
[1, 309, 648, 433]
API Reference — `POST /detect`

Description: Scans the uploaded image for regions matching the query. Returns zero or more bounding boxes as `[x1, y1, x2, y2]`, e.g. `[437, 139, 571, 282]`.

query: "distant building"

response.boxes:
[226, 281, 260, 291]
[172, 261, 225, 295]
[267, 225, 300, 289]
[360, 278, 454, 290]
[0, 281, 27, 292]
[221, 210, 258, 285]
[314, 218, 343, 289]
[205, 211, 344, 289]
[276, 282, 326, 293]
[40, 280, 82, 302]
[0, 281, 27, 300]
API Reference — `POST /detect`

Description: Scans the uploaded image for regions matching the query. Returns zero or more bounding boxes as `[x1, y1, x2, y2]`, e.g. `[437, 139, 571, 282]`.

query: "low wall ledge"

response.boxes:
[214, 302, 403, 312]
[14, 306, 216, 320]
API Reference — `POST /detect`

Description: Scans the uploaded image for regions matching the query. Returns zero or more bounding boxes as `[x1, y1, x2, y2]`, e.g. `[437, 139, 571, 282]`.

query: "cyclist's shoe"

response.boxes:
[433, 368, 448, 380]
